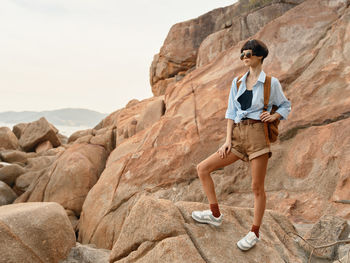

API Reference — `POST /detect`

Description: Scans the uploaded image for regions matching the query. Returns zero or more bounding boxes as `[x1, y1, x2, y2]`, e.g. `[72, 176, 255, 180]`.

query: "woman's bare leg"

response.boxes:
[196, 151, 240, 204]
[250, 152, 269, 226]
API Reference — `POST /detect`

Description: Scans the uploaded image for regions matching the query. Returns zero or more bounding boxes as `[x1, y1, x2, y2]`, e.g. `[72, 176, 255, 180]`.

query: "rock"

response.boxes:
[0, 163, 25, 187]
[0, 127, 19, 150]
[66, 209, 79, 232]
[14, 143, 107, 217]
[39, 145, 66, 157]
[335, 254, 349, 263]
[58, 133, 68, 145]
[196, 2, 297, 68]
[150, 0, 305, 96]
[12, 122, 28, 139]
[26, 155, 57, 171]
[19, 117, 61, 152]
[35, 140, 53, 153]
[136, 97, 165, 133]
[0, 181, 17, 205]
[74, 134, 93, 144]
[104, 195, 308, 262]
[77, 0, 350, 252]
[68, 129, 94, 144]
[0, 149, 36, 165]
[337, 242, 350, 263]
[0, 162, 11, 167]
[97, 96, 165, 146]
[14, 169, 46, 195]
[89, 127, 115, 154]
[0, 202, 75, 263]
[60, 242, 111, 263]
[301, 215, 348, 259]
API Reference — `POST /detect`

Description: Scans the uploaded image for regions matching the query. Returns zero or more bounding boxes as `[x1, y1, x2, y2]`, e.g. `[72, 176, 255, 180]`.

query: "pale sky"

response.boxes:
[0, 0, 237, 114]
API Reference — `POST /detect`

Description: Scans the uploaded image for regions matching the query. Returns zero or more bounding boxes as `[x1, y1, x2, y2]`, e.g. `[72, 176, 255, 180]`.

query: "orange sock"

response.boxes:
[251, 224, 260, 238]
[209, 203, 221, 218]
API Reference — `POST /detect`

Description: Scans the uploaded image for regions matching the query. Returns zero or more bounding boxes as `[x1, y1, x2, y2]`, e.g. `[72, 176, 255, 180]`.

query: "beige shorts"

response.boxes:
[230, 120, 272, 162]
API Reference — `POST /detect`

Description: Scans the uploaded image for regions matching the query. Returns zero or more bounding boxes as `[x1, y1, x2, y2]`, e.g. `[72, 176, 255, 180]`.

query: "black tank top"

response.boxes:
[237, 89, 253, 110]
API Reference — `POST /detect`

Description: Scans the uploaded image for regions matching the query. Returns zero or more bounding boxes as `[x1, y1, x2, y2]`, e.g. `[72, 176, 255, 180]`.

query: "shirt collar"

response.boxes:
[238, 70, 266, 83]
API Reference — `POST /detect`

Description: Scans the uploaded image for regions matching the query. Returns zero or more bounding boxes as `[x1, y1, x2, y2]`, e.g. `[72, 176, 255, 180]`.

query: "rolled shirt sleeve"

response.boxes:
[272, 77, 291, 120]
[225, 78, 238, 120]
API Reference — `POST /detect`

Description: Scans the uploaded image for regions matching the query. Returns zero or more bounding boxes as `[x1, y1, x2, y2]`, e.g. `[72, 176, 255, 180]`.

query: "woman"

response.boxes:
[191, 39, 291, 251]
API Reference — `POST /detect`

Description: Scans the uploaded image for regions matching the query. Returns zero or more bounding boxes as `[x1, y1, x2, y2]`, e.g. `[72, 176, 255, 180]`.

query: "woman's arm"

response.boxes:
[271, 77, 291, 120]
[226, 119, 234, 142]
[225, 77, 238, 141]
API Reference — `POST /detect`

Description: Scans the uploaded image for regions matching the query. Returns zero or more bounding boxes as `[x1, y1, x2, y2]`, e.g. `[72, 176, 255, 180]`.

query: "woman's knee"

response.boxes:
[251, 182, 265, 196]
[196, 162, 211, 177]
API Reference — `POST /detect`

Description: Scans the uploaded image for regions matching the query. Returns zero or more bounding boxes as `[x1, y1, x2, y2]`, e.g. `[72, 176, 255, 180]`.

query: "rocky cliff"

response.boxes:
[1, 0, 350, 262]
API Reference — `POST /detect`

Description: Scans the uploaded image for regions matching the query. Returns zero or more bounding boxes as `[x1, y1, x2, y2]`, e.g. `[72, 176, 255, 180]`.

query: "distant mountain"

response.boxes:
[0, 108, 108, 127]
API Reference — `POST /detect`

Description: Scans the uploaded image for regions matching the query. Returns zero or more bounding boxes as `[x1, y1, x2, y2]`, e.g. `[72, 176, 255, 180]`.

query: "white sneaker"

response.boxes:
[191, 209, 223, 226]
[237, 231, 260, 251]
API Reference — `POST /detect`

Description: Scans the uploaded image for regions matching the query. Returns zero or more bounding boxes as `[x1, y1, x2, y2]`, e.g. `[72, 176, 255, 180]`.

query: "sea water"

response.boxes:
[0, 122, 92, 138]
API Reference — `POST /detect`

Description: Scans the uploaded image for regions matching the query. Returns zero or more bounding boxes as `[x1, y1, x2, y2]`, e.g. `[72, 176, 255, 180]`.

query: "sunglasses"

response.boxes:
[240, 51, 254, 60]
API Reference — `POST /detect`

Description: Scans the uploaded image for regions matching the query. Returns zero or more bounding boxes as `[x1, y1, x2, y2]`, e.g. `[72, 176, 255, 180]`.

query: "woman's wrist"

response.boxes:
[273, 112, 281, 120]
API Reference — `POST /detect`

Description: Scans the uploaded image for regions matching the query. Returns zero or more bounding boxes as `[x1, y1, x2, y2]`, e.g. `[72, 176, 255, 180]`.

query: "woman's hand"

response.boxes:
[217, 141, 232, 159]
[260, 112, 280, 122]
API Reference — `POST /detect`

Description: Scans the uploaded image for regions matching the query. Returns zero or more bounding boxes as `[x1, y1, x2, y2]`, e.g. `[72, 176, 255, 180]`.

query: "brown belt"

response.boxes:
[234, 118, 262, 126]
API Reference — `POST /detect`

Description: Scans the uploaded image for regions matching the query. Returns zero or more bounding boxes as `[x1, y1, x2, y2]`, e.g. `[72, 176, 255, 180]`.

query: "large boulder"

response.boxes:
[19, 117, 61, 152]
[12, 122, 28, 139]
[150, 0, 305, 96]
[0, 181, 17, 206]
[14, 169, 47, 195]
[68, 129, 94, 144]
[95, 96, 165, 147]
[0, 163, 25, 187]
[196, 2, 297, 67]
[77, 0, 350, 252]
[0, 202, 75, 263]
[0, 149, 36, 165]
[15, 143, 107, 217]
[106, 195, 309, 262]
[35, 140, 53, 153]
[60, 242, 111, 263]
[0, 127, 19, 150]
[301, 215, 348, 260]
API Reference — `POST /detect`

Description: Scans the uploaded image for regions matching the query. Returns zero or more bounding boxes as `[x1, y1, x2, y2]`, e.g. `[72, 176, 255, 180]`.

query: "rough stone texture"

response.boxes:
[0, 149, 37, 165]
[14, 143, 107, 217]
[0, 181, 17, 206]
[150, 0, 305, 96]
[14, 169, 47, 195]
[77, 1, 350, 258]
[0, 163, 25, 187]
[196, 2, 297, 68]
[0, 127, 19, 150]
[95, 96, 165, 147]
[106, 196, 307, 263]
[0, 202, 75, 263]
[301, 215, 348, 259]
[25, 155, 57, 171]
[12, 122, 28, 139]
[19, 117, 61, 152]
[35, 140, 53, 153]
[60, 242, 111, 263]
[58, 133, 68, 145]
[135, 97, 165, 133]
[68, 129, 94, 144]
[90, 127, 115, 154]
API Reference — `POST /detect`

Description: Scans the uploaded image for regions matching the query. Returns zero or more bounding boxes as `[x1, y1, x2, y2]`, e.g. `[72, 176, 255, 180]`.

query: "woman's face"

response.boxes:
[240, 49, 263, 67]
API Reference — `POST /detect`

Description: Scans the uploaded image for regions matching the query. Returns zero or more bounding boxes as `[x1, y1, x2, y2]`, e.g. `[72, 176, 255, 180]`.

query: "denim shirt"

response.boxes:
[225, 70, 291, 123]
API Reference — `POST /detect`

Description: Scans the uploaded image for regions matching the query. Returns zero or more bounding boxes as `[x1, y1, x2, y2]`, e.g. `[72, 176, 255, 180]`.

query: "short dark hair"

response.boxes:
[240, 39, 269, 64]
